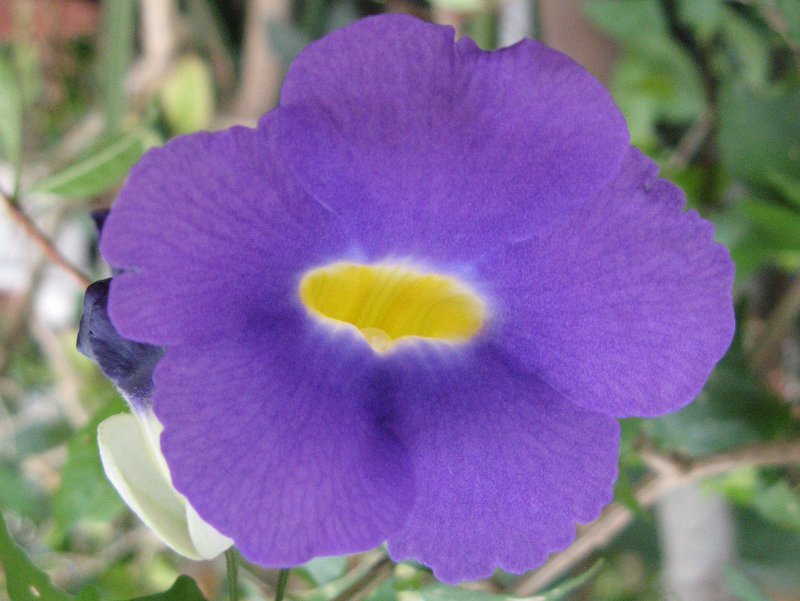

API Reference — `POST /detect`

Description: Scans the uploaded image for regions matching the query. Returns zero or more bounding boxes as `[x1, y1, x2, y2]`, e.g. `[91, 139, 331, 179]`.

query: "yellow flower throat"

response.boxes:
[298, 262, 487, 353]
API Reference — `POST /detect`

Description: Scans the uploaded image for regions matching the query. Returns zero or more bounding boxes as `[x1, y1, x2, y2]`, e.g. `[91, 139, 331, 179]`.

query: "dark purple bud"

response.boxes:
[77, 278, 163, 410]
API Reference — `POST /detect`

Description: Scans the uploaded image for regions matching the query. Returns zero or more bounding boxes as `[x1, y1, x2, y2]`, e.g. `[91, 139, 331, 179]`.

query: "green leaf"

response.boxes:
[737, 200, 800, 249]
[266, 18, 312, 64]
[724, 565, 771, 601]
[532, 560, 603, 601]
[678, 0, 724, 42]
[712, 471, 800, 532]
[100, 0, 135, 134]
[30, 129, 156, 199]
[752, 481, 800, 532]
[765, 170, 800, 210]
[719, 81, 800, 189]
[720, 8, 771, 87]
[0, 53, 22, 166]
[301, 556, 349, 586]
[646, 347, 794, 456]
[611, 36, 706, 144]
[399, 562, 601, 601]
[0, 462, 45, 521]
[583, 0, 666, 40]
[52, 402, 127, 531]
[159, 56, 215, 135]
[773, 0, 800, 45]
[125, 575, 209, 601]
[0, 513, 74, 601]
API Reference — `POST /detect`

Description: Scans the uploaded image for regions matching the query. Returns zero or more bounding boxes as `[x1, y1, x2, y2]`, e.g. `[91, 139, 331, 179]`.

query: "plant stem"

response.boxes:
[226, 548, 239, 601]
[274, 569, 290, 601]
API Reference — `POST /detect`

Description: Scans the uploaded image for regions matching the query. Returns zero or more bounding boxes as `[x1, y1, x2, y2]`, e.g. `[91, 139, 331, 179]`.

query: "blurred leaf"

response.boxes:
[0, 513, 73, 601]
[712, 471, 800, 532]
[754, 0, 800, 46]
[712, 468, 761, 505]
[737, 508, 800, 588]
[646, 349, 794, 455]
[14, 420, 72, 458]
[531, 560, 604, 601]
[427, 0, 487, 11]
[267, 18, 312, 64]
[100, 0, 135, 134]
[125, 575, 208, 601]
[719, 81, 800, 189]
[737, 200, 800, 249]
[678, 0, 725, 42]
[752, 480, 800, 532]
[400, 562, 601, 601]
[52, 403, 127, 531]
[301, 556, 349, 586]
[367, 581, 399, 601]
[30, 129, 156, 199]
[724, 565, 771, 601]
[159, 56, 215, 135]
[584, 0, 666, 40]
[0, 54, 22, 166]
[727, 200, 800, 279]
[611, 36, 706, 144]
[765, 170, 800, 209]
[720, 8, 771, 87]
[0, 463, 46, 521]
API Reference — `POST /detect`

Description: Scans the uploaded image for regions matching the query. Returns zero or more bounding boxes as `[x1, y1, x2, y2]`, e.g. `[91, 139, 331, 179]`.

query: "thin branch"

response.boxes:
[329, 555, 394, 601]
[750, 277, 800, 375]
[0, 188, 91, 288]
[664, 111, 715, 172]
[512, 439, 800, 595]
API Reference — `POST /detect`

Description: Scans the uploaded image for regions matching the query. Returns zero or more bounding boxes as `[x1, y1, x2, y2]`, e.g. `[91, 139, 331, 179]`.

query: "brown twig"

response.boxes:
[750, 277, 800, 375]
[329, 555, 395, 601]
[665, 111, 715, 172]
[512, 439, 800, 595]
[0, 188, 91, 288]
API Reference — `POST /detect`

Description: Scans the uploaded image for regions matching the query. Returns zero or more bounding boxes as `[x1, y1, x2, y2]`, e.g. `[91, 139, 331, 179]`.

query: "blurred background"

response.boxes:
[1, 0, 799, 600]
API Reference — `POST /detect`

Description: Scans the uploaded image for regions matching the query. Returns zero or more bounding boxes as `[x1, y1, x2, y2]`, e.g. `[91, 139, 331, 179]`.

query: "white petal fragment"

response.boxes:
[97, 412, 232, 560]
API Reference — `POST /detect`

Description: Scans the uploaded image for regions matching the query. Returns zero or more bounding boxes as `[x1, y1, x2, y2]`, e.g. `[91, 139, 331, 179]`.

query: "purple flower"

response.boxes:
[95, 15, 734, 582]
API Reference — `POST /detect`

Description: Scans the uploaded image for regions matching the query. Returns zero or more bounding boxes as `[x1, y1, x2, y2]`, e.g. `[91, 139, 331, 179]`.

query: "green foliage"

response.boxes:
[724, 565, 771, 601]
[645, 349, 793, 456]
[397, 562, 601, 601]
[301, 556, 350, 586]
[0, 53, 22, 167]
[159, 56, 215, 135]
[127, 576, 209, 601]
[0, 513, 73, 601]
[29, 129, 158, 199]
[52, 401, 127, 532]
[99, 0, 135, 134]
[677, 0, 724, 42]
[719, 81, 800, 189]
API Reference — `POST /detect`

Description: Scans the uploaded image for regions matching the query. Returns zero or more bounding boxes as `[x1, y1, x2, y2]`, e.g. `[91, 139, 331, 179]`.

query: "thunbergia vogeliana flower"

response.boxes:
[80, 15, 735, 582]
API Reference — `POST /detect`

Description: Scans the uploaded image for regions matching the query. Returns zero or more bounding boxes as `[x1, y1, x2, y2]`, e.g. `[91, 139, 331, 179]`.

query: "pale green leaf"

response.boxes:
[724, 565, 771, 601]
[159, 56, 215, 135]
[125, 575, 209, 601]
[30, 130, 156, 199]
[0, 54, 22, 165]
[0, 513, 73, 601]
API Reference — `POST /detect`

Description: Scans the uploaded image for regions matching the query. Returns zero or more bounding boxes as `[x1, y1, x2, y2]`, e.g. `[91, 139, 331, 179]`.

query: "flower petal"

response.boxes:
[97, 412, 231, 560]
[101, 119, 350, 346]
[276, 14, 629, 260]
[384, 343, 619, 583]
[486, 148, 735, 417]
[153, 313, 415, 566]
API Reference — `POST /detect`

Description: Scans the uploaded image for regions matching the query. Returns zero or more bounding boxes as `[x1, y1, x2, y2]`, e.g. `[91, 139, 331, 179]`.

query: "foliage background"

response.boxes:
[1, 0, 799, 600]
